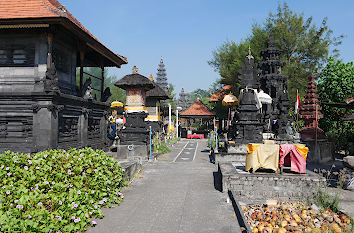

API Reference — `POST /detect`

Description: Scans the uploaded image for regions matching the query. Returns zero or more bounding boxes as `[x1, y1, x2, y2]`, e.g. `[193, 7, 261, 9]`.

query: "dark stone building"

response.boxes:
[259, 34, 291, 139]
[0, 0, 127, 153]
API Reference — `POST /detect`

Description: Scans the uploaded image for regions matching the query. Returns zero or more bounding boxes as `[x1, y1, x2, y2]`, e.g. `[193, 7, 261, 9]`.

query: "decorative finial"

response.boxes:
[246, 46, 254, 63]
[132, 65, 138, 74]
[149, 74, 154, 82]
[160, 56, 164, 63]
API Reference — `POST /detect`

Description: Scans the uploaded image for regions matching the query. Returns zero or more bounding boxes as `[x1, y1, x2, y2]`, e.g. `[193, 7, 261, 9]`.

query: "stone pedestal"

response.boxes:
[302, 139, 333, 164]
[215, 144, 248, 163]
[118, 112, 149, 159]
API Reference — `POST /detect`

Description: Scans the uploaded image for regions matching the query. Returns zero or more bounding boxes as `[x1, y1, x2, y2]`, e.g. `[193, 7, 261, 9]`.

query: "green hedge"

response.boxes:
[0, 148, 127, 232]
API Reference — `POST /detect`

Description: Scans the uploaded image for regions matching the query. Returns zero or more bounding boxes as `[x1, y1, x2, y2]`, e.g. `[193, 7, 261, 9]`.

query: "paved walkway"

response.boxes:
[87, 139, 241, 233]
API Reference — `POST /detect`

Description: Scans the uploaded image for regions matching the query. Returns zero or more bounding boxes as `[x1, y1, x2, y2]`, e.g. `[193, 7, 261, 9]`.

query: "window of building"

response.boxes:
[0, 45, 35, 67]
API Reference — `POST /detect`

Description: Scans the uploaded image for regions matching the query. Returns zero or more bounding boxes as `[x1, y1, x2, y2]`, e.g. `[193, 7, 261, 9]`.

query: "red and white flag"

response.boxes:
[295, 90, 301, 114]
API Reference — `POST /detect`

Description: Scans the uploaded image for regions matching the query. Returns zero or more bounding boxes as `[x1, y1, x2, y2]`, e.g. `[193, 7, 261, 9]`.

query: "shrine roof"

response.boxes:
[0, 0, 127, 67]
[146, 84, 170, 100]
[209, 85, 232, 102]
[180, 100, 214, 118]
[115, 73, 155, 90]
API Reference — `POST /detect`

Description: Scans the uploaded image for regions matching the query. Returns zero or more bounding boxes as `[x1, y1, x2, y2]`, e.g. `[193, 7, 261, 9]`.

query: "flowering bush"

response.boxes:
[0, 148, 127, 232]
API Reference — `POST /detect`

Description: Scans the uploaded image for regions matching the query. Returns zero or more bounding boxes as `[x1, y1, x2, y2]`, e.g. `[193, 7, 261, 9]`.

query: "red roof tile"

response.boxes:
[180, 100, 214, 117]
[0, 0, 127, 65]
[208, 85, 232, 102]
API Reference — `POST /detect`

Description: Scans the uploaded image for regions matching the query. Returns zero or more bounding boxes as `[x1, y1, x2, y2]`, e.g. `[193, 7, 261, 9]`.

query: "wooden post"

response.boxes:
[101, 65, 104, 101]
[79, 51, 84, 93]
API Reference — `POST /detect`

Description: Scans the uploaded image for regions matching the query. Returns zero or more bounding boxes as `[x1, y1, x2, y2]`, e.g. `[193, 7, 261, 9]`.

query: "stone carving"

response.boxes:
[58, 115, 79, 144]
[0, 121, 7, 137]
[81, 78, 93, 100]
[101, 87, 112, 103]
[259, 33, 292, 139]
[44, 62, 59, 92]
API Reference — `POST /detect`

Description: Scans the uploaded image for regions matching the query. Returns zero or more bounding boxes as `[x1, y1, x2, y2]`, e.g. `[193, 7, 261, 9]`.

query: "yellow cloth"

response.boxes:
[295, 144, 309, 160]
[246, 144, 280, 172]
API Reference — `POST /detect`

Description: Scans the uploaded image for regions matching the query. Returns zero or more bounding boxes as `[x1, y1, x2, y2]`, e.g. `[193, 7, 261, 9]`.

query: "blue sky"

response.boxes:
[61, 0, 354, 94]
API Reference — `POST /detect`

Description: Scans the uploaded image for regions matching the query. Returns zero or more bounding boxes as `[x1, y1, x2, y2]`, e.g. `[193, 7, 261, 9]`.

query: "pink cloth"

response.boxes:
[279, 144, 307, 174]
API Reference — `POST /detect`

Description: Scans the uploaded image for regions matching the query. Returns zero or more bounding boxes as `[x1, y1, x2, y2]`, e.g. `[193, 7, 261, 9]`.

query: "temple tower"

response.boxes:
[178, 88, 188, 110]
[231, 48, 263, 143]
[299, 75, 324, 140]
[259, 33, 291, 138]
[156, 57, 169, 91]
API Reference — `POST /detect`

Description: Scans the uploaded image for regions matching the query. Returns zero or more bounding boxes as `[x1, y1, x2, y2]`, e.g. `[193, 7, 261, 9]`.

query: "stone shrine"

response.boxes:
[259, 33, 292, 139]
[114, 66, 154, 159]
[231, 48, 263, 144]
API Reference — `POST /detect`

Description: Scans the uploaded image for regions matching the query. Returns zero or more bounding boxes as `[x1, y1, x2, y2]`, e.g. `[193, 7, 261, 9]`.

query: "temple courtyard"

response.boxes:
[86, 139, 241, 233]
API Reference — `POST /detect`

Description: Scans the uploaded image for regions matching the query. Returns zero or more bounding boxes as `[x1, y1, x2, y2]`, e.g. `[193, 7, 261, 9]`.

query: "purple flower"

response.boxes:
[98, 200, 104, 205]
[52, 156, 55, 159]
[43, 181, 49, 185]
[38, 202, 42, 206]
[24, 166, 29, 170]
[6, 167, 9, 171]
[14, 200, 18, 203]
[99, 172, 102, 176]
[27, 154, 31, 158]
[16, 204, 23, 209]
[7, 172, 11, 176]
[34, 156, 37, 159]
[52, 181, 55, 185]
[82, 172, 85, 175]
[55, 215, 62, 220]
[107, 188, 110, 191]
[44, 154, 48, 158]
[77, 190, 81, 194]
[27, 215, 32, 219]
[59, 201, 62, 205]
[27, 160, 32, 164]
[36, 166, 40, 170]
[70, 161, 74, 164]
[13, 155, 18, 159]
[89, 211, 92, 215]
[102, 161, 105, 165]
[68, 169, 72, 175]
[90, 200, 94, 204]
[78, 158, 81, 161]
[92, 220, 97, 225]
[79, 154, 83, 157]
[74, 218, 80, 223]
[91, 190, 95, 194]
[85, 213, 89, 218]
[108, 180, 111, 184]
[94, 205, 98, 209]
[0, 165, 4, 169]
[71, 216, 75, 220]
[56, 231, 61, 233]
[10, 204, 13, 207]
[6, 190, 10, 195]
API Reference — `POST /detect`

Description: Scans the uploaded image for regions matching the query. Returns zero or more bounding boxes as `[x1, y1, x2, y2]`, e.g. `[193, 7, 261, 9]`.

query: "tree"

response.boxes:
[208, 2, 343, 102]
[317, 57, 354, 147]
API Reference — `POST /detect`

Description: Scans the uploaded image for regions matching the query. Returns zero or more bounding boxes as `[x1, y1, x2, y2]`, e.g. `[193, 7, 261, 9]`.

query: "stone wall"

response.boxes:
[219, 162, 326, 204]
[303, 139, 333, 164]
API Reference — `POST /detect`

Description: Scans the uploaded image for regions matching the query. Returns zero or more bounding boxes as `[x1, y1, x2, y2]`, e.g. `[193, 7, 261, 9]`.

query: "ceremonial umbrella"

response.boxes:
[110, 101, 124, 108]
[222, 93, 239, 106]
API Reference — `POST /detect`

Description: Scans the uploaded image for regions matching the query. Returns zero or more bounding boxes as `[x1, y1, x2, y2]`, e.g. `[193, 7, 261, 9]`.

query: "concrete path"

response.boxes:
[87, 139, 241, 233]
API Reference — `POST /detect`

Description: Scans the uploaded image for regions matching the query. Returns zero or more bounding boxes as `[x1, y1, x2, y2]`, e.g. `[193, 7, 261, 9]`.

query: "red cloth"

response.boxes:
[187, 134, 204, 139]
[279, 144, 307, 174]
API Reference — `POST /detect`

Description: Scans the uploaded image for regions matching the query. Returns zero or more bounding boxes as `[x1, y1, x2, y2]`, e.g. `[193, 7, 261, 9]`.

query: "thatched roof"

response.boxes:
[146, 84, 170, 100]
[114, 73, 155, 90]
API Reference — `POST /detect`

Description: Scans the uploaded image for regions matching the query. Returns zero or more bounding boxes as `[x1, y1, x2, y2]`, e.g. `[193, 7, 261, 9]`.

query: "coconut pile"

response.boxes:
[242, 201, 352, 233]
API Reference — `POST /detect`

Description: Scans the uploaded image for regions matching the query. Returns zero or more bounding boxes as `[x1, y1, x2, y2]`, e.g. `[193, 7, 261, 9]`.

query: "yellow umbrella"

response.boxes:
[110, 101, 124, 108]
[222, 93, 238, 106]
